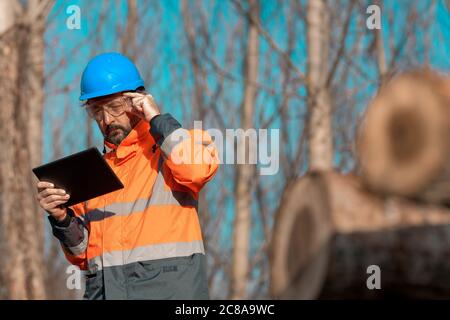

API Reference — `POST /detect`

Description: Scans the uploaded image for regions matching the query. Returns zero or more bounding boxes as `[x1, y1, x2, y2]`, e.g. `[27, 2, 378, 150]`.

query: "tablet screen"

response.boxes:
[32, 147, 124, 207]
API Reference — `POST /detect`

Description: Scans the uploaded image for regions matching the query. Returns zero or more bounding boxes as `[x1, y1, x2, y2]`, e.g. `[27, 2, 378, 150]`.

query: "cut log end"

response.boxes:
[358, 69, 450, 204]
[387, 107, 425, 162]
[270, 172, 332, 299]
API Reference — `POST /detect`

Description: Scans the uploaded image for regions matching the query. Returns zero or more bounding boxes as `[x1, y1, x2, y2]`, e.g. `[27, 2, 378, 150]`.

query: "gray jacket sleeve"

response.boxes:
[48, 208, 89, 256]
[149, 113, 182, 147]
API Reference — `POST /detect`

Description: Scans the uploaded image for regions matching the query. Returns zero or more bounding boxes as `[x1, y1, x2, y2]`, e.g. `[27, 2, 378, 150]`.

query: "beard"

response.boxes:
[104, 124, 131, 145]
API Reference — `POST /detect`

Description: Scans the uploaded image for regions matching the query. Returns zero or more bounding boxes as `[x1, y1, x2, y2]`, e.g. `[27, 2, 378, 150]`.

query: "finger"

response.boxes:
[38, 189, 64, 202]
[43, 200, 69, 210]
[37, 181, 54, 189]
[39, 188, 66, 198]
[41, 194, 70, 204]
[123, 92, 144, 98]
[131, 97, 145, 105]
[131, 101, 145, 113]
[132, 102, 144, 110]
[124, 100, 142, 112]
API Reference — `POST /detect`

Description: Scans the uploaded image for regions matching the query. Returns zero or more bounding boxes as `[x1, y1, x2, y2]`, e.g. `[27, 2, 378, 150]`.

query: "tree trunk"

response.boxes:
[120, 0, 138, 61]
[231, 0, 259, 300]
[357, 69, 450, 205]
[270, 171, 450, 299]
[181, 0, 206, 120]
[20, 0, 53, 299]
[0, 0, 28, 299]
[307, 0, 333, 171]
[374, 0, 387, 86]
[0, 0, 52, 299]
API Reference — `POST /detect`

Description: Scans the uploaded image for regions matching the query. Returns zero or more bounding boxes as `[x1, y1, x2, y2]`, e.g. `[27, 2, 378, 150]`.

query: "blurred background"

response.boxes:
[0, 0, 449, 300]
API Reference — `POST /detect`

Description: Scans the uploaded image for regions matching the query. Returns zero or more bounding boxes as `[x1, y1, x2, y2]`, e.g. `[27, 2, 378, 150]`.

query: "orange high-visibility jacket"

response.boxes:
[49, 114, 219, 299]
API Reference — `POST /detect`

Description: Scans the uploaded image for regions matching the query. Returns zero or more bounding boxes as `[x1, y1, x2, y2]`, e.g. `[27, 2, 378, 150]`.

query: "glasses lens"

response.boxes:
[107, 103, 124, 116]
[85, 98, 125, 119]
[86, 106, 99, 119]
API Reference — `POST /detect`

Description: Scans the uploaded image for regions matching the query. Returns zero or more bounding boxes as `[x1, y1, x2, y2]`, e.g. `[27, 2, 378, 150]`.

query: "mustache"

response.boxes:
[105, 124, 127, 136]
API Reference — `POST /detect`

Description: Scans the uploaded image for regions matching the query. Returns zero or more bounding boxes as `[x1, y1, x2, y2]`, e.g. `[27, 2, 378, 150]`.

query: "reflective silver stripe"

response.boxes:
[85, 157, 197, 222]
[161, 128, 190, 155]
[67, 227, 89, 256]
[77, 213, 86, 224]
[87, 240, 205, 271]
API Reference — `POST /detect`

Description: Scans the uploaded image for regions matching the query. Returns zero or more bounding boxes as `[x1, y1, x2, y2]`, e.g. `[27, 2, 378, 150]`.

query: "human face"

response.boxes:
[86, 93, 140, 145]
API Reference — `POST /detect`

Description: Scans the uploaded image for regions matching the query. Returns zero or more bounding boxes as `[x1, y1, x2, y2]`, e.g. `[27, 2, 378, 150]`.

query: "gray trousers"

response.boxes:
[84, 253, 209, 300]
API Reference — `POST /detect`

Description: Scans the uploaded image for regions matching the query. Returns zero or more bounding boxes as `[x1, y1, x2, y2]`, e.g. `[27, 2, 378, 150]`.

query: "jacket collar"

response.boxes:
[104, 119, 152, 162]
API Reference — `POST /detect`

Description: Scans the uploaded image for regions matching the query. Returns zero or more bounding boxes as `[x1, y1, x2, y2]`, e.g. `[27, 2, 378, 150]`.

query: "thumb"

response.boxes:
[123, 92, 144, 98]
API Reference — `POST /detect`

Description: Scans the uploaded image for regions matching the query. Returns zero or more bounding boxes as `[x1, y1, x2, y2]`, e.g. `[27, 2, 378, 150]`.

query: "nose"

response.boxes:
[102, 109, 113, 125]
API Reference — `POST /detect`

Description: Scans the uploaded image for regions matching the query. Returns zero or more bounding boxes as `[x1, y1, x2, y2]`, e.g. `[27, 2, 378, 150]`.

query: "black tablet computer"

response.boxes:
[32, 147, 124, 207]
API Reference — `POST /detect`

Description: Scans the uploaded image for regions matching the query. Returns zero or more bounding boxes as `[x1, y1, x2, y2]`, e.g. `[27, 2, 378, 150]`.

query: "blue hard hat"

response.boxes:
[79, 52, 145, 101]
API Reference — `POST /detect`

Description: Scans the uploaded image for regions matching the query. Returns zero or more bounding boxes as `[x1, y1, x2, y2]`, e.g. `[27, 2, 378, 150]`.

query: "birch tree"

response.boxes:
[231, 0, 259, 300]
[307, 0, 333, 171]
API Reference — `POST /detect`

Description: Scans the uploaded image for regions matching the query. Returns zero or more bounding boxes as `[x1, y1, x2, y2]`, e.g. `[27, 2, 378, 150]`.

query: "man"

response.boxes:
[36, 52, 219, 299]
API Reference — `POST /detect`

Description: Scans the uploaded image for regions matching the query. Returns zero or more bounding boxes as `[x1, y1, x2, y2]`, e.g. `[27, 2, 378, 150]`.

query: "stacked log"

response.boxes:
[270, 69, 450, 299]
[357, 69, 450, 204]
[270, 171, 450, 299]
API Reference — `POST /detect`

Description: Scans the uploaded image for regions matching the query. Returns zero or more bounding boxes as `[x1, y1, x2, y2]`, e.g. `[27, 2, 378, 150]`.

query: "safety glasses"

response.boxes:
[85, 96, 130, 121]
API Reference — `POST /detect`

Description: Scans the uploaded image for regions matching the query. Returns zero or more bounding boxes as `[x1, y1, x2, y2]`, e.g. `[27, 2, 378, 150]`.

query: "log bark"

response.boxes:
[357, 69, 450, 205]
[270, 171, 450, 299]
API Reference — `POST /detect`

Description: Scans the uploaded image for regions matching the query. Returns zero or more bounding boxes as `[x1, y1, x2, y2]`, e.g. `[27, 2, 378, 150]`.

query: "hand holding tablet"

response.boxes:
[32, 148, 124, 212]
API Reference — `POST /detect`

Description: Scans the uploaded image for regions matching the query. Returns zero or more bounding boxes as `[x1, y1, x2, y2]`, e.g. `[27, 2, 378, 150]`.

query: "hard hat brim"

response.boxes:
[79, 79, 145, 101]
